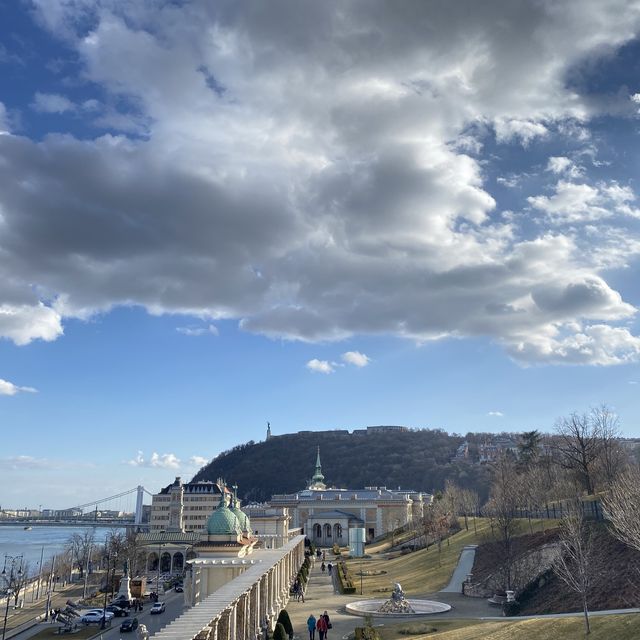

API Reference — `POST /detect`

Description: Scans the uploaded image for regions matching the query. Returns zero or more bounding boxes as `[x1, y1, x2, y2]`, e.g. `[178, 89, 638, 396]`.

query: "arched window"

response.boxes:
[160, 552, 172, 573]
[147, 553, 159, 572]
[334, 523, 342, 539]
[324, 523, 332, 538]
[172, 552, 184, 572]
[313, 523, 322, 539]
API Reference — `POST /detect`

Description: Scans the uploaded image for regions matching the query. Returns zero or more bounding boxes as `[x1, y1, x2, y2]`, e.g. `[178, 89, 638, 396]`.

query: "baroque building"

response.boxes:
[270, 448, 428, 544]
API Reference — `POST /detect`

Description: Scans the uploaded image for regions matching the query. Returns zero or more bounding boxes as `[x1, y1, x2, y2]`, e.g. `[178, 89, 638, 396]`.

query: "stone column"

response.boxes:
[217, 609, 230, 640]
[208, 616, 219, 640]
[236, 592, 248, 640]
[229, 603, 237, 640]
[250, 581, 260, 640]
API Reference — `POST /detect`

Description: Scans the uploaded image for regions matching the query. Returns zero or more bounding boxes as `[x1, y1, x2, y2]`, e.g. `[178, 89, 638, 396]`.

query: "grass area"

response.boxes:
[367, 528, 420, 554]
[346, 518, 560, 596]
[26, 625, 107, 640]
[373, 614, 640, 639]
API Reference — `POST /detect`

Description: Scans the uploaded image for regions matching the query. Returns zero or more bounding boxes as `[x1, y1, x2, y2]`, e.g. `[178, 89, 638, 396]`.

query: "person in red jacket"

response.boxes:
[316, 612, 328, 640]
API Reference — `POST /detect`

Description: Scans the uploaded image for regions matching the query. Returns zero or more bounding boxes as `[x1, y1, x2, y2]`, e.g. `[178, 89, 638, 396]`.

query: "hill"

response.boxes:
[192, 428, 492, 502]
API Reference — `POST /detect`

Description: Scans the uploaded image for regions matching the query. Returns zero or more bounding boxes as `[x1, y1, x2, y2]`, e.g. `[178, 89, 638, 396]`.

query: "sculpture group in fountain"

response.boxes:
[377, 583, 416, 614]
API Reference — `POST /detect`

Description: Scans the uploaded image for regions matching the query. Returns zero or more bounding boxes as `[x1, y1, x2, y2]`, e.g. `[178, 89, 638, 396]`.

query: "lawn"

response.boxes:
[345, 518, 560, 596]
[372, 614, 640, 639]
[26, 625, 110, 640]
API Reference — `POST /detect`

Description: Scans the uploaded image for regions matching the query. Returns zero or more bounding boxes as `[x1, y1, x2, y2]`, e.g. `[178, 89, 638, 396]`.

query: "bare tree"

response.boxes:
[66, 529, 96, 579]
[554, 406, 620, 495]
[485, 453, 520, 590]
[602, 467, 640, 553]
[591, 405, 625, 488]
[553, 500, 599, 635]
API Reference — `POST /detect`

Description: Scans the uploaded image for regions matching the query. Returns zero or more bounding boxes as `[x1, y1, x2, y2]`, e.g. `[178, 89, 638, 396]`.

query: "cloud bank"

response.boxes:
[0, 1, 639, 366]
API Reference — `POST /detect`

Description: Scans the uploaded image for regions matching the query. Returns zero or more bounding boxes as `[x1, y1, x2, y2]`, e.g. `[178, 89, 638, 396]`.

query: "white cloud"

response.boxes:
[0, 303, 63, 346]
[0, 102, 9, 134]
[176, 324, 219, 337]
[507, 324, 640, 366]
[546, 156, 584, 179]
[31, 92, 75, 114]
[0, 378, 38, 396]
[487, 411, 504, 417]
[188, 456, 209, 468]
[1, 455, 52, 469]
[306, 359, 335, 374]
[494, 119, 549, 146]
[127, 451, 181, 469]
[342, 351, 371, 368]
[528, 180, 640, 223]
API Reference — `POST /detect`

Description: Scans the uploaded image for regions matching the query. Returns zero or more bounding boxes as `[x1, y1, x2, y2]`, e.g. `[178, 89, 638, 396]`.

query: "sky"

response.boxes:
[1, 0, 640, 509]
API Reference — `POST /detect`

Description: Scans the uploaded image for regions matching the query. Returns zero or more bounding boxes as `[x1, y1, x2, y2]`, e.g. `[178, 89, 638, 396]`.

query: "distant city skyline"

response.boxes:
[1, 1, 640, 508]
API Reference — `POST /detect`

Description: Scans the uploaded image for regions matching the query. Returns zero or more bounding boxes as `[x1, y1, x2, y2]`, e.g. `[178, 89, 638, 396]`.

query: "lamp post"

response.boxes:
[2, 554, 23, 640]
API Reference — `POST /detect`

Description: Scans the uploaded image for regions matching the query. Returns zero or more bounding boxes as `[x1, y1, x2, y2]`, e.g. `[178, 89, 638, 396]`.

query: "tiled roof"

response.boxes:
[137, 532, 200, 544]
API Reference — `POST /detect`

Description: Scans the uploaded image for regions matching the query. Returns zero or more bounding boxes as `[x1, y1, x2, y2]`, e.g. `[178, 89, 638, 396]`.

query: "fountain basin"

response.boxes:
[346, 599, 451, 617]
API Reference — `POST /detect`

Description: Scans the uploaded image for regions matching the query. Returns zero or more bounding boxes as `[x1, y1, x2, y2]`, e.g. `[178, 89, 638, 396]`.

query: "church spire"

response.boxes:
[309, 446, 326, 490]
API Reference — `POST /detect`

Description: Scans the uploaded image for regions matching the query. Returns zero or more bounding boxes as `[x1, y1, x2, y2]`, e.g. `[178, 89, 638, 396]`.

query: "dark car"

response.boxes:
[105, 605, 128, 617]
[111, 596, 132, 608]
[174, 585, 184, 593]
[120, 617, 139, 632]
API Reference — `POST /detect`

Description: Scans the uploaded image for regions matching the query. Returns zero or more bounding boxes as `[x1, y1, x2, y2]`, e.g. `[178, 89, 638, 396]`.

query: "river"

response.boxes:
[0, 525, 116, 575]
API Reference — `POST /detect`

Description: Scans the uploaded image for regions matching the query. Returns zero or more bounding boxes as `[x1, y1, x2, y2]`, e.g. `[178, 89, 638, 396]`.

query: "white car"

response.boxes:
[150, 602, 165, 614]
[81, 611, 114, 624]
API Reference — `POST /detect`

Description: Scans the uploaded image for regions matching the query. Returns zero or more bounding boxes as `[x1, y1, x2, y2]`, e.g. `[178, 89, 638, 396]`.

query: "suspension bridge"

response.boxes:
[0, 486, 156, 529]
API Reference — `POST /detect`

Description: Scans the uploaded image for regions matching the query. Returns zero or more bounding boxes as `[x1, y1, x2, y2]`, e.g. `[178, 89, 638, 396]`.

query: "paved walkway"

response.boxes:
[286, 554, 362, 640]
[440, 545, 477, 593]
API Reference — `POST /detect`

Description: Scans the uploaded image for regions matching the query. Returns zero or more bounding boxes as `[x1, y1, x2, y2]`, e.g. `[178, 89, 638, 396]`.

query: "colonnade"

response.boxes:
[151, 535, 306, 640]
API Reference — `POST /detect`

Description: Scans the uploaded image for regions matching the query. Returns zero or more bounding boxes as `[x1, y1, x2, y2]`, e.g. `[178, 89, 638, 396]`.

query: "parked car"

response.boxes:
[111, 596, 132, 608]
[80, 611, 114, 625]
[105, 605, 128, 617]
[120, 617, 139, 632]
[150, 602, 165, 614]
[174, 585, 184, 593]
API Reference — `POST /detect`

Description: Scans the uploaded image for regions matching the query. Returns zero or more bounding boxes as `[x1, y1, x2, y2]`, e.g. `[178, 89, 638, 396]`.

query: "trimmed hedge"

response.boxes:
[277, 609, 293, 637]
[337, 561, 356, 594]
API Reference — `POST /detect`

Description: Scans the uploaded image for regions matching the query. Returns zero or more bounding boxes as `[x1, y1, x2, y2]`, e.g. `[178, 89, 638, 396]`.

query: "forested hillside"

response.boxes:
[192, 429, 493, 503]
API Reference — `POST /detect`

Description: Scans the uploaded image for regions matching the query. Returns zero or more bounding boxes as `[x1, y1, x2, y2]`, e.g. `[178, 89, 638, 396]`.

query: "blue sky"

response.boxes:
[1, 0, 640, 509]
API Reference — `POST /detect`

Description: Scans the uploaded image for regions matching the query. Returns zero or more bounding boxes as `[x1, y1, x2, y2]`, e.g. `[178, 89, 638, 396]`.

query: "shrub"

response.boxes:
[502, 601, 521, 617]
[336, 561, 356, 594]
[272, 622, 288, 640]
[277, 610, 293, 637]
[332, 543, 340, 555]
[355, 627, 381, 640]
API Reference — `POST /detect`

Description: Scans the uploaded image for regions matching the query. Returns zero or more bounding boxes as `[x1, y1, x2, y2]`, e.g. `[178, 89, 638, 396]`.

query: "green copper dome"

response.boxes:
[206, 490, 242, 536]
[230, 486, 251, 533]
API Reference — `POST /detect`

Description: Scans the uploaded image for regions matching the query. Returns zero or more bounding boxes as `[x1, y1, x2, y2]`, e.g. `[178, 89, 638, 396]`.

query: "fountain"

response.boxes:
[346, 582, 451, 618]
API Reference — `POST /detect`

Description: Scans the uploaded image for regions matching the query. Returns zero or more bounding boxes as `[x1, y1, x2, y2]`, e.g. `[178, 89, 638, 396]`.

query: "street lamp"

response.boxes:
[2, 554, 23, 640]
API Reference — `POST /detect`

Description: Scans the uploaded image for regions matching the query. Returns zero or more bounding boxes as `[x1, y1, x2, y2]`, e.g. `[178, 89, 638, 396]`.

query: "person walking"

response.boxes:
[322, 610, 331, 638]
[316, 613, 328, 640]
[321, 562, 326, 573]
[306, 614, 317, 640]
[327, 562, 332, 575]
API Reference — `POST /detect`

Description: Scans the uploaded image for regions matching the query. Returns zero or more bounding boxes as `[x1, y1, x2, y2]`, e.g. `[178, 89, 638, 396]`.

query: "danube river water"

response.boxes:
[0, 525, 114, 574]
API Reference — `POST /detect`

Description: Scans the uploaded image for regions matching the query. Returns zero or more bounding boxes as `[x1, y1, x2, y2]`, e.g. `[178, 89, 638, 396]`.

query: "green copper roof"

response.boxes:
[309, 446, 326, 489]
[230, 486, 251, 533]
[311, 446, 324, 483]
[206, 486, 242, 536]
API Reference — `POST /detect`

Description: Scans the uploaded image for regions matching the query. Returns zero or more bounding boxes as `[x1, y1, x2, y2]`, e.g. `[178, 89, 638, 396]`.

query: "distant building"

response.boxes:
[150, 477, 227, 532]
[270, 448, 428, 544]
[454, 441, 470, 461]
[478, 437, 519, 463]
